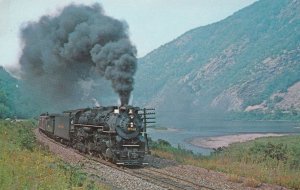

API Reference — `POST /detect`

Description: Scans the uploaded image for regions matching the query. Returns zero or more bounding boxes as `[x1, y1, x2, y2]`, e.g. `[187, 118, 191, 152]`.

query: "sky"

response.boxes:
[0, 0, 257, 68]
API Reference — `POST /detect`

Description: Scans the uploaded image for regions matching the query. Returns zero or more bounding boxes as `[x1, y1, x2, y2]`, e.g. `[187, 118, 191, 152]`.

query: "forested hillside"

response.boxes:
[134, 0, 300, 119]
[0, 67, 38, 118]
[0, 67, 17, 118]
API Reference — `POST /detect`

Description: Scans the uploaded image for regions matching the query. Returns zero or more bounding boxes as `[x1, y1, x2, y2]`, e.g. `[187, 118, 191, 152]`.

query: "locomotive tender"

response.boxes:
[38, 105, 154, 166]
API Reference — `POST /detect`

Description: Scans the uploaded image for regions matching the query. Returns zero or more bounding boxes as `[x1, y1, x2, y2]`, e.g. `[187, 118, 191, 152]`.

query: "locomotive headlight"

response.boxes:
[127, 122, 136, 131]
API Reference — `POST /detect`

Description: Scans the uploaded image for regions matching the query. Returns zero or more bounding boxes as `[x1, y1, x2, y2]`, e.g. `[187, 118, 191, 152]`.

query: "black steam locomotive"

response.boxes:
[38, 106, 155, 166]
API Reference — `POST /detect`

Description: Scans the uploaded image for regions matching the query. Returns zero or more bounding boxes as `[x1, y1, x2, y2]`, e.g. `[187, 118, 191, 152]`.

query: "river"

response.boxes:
[147, 120, 300, 155]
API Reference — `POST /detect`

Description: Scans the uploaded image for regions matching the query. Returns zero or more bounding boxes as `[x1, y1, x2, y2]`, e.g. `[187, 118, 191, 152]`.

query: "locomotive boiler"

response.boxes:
[38, 105, 155, 165]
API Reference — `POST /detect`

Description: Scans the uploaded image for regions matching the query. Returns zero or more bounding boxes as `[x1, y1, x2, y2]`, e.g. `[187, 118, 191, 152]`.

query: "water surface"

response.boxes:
[148, 120, 300, 155]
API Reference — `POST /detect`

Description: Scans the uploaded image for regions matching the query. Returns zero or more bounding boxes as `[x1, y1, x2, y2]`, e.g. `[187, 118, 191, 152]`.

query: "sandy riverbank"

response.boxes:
[189, 133, 288, 149]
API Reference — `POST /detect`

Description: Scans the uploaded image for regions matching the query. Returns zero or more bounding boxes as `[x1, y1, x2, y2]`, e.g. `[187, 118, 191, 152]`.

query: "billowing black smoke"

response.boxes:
[19, 3, 137, 108]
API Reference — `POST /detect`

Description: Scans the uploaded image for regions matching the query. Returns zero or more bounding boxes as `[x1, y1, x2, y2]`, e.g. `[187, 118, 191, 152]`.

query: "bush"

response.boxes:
[17, 124, 36, 151]
[149, 138, 202, 163]
[59, 163, 87, 188]
[148, 138, 172, 149]
[249, 142, 288, 162]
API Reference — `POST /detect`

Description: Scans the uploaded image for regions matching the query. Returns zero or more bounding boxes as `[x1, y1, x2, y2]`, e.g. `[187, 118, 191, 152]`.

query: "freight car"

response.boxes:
[38, 105, 155, 166]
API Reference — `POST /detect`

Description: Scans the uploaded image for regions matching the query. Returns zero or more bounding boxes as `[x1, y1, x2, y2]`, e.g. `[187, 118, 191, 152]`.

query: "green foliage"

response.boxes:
[17, 123, 37, 151]
[216, 135, 300, 165]
[0, 120, 37, 151]
[151, 135, 300, 189]
[0, 88, 11, 118]
[0, 67, 17, 118]
[0, 120, 110, 190]
[0, 103, 10, 119]
[208, 135, 300, 188]
[149, 138, 201, 162]
[0, 67, 42, 119]
[289, 147, 300, 170]
[59, 163, 87, 188]
[149, 138, 172, 148]
[212, 147, 226, 154]
[0, 90, 8, 103]
[249, 142, 288, 162]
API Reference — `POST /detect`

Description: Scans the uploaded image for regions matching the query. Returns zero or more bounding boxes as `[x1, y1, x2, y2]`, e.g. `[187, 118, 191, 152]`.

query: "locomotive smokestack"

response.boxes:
[19, 3, 136, 109]
[120, 93, 129, 106]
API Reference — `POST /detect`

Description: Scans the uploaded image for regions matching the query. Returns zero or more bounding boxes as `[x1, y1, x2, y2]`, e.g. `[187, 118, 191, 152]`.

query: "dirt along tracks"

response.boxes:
[34, 129, 289, 190]
[35, 128, 164, 190]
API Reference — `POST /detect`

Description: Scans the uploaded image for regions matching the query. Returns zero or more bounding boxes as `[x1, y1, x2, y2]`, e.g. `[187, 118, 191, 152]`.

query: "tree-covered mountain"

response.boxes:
[0, 67, 18, 118]
[0, 67, 40, 118]
[134, 0, 300, 119]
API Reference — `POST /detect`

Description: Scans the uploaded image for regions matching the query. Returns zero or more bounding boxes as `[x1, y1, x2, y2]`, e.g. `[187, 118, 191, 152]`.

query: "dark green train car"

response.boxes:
[39, 113, 70, 140]
[38, 114, 55, 134]
[53, 115, 70, 140]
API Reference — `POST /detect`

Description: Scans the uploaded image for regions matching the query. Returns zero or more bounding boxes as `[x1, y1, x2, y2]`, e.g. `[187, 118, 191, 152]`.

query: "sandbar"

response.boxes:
[189, 133, 288, 149]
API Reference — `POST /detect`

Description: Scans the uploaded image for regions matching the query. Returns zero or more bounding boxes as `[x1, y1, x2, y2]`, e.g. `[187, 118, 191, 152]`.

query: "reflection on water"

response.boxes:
[148, 120, 300, 155]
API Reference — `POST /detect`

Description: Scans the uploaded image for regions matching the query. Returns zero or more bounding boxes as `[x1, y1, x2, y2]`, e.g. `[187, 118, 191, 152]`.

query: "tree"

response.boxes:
[0, 90, 11, 118]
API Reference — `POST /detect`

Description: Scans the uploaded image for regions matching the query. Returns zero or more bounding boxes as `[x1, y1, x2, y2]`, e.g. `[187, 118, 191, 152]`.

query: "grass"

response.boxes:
[150, 135, 300, 189]
[0, 120, 111, 190]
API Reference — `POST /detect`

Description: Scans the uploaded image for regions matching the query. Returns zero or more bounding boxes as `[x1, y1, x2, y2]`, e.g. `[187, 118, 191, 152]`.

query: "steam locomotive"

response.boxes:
[38, 106, 155, 166]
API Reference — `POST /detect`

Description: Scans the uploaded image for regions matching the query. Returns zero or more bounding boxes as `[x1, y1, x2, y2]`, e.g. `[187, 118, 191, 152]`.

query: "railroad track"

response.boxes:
[138, 168, 217, 190]
[37, 129, 217, 190]
[128, 168, 216, 190]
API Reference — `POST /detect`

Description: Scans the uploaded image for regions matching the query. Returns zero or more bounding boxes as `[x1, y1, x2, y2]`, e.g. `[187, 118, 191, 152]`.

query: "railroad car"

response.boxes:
[38, 106, 154, 166]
